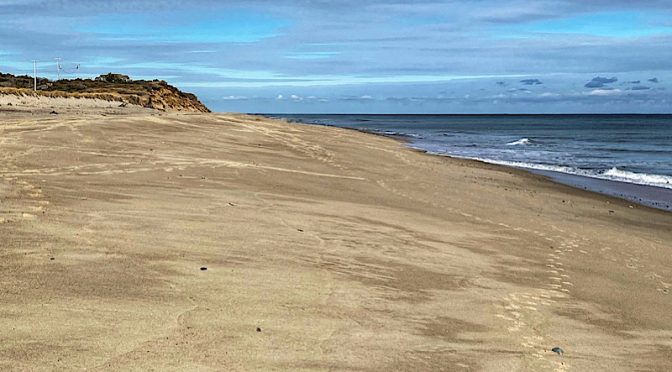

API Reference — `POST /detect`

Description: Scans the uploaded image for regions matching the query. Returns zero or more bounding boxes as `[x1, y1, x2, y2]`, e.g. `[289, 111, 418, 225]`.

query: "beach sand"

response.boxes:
[0, 93, 152, 116]
[1, 111, 671, 371]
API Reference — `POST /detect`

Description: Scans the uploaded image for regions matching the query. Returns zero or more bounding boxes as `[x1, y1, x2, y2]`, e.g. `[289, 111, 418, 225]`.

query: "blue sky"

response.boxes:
[0, 0, 671, 113]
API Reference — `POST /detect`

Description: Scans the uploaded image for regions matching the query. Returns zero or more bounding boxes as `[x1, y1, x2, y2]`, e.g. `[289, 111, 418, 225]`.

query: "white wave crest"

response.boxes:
[477, 160, 672, 190]
[506, 138, 532, 146]
[413, 148, 672, 190]
[601, 167, 672, 188]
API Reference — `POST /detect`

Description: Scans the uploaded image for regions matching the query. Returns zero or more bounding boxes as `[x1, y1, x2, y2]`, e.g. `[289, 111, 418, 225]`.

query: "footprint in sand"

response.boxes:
[497, 289, 572, 371]
[544, 237, 578, 296]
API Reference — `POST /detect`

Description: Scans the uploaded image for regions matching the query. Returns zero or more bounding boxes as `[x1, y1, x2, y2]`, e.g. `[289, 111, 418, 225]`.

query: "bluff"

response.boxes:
[0, 72, 210, 113]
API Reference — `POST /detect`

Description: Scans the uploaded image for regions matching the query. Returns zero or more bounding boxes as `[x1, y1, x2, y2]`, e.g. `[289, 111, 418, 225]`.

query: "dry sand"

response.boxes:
[0, 93, 152, 116]
[0, 110, 671, 371]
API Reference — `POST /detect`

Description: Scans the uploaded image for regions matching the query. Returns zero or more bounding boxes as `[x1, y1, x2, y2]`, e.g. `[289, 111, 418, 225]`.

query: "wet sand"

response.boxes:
[530, 169, 672, 212]
[1, 111, 671, 371]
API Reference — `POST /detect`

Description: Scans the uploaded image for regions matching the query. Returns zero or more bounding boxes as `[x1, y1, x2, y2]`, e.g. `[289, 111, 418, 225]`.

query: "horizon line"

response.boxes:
[255, 113, 672, 116]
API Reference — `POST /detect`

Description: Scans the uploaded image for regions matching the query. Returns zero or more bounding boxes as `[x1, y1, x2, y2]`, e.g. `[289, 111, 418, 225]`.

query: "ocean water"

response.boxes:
[266, 114, 672, 211]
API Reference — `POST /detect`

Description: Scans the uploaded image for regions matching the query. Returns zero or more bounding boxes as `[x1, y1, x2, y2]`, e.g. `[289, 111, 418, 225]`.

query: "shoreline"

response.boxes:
[271, 115, 672, 213]
[406, 142, 672, 216]
[418, 149, 672, 214]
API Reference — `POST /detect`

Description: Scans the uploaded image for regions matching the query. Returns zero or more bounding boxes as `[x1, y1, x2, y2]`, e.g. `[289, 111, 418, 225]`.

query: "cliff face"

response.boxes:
[127, 81, 211, 113]
[0, 72, 210, 113]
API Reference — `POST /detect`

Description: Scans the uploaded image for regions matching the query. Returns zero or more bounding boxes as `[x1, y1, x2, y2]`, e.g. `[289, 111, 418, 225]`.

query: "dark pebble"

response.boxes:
[256, 327, 262, 332]
[297, 229, 304, 232]
[200, 267, 207, 271]
[50, 257, 55, 261]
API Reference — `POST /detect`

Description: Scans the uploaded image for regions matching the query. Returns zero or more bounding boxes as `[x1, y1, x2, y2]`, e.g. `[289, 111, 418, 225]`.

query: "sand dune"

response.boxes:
[0, 93, 155, 116]
[1, 111, 671, 371]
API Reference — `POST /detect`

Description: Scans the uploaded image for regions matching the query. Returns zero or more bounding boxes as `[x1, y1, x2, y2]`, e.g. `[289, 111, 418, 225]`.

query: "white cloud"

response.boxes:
[588, 88, 622, 96]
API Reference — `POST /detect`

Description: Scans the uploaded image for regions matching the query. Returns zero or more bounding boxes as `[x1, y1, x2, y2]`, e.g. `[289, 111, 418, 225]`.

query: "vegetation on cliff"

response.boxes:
[0, 72, 210, 112]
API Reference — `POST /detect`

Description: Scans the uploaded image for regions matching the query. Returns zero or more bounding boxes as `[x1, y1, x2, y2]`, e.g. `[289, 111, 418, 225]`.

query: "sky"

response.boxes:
[0, 0, 671, 113]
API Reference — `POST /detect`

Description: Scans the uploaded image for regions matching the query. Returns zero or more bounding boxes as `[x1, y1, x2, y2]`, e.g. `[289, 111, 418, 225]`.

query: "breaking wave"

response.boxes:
[470, 159, 672, 190]
[506, 138, 532, 146]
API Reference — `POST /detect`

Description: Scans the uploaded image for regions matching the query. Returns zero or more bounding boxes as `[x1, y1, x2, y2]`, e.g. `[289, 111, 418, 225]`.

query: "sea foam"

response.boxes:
[602, 167, 672, 188]
[468, 159, 672, 190]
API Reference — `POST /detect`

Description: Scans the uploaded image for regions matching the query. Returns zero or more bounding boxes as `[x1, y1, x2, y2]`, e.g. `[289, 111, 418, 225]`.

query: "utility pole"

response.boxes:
[32, 60, 37, 91]
[54, 58, 61, 80]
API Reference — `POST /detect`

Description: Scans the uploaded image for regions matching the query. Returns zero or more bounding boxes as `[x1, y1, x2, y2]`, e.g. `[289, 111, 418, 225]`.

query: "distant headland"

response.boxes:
[0, 72, 210, 113]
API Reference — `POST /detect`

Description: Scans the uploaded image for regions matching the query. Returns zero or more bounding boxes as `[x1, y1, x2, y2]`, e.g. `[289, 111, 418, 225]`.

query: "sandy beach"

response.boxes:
[1, 110, 671, 371]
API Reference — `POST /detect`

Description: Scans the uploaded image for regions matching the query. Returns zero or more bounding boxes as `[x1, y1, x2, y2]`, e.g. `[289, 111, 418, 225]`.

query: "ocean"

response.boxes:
[266, 114, 672, 212]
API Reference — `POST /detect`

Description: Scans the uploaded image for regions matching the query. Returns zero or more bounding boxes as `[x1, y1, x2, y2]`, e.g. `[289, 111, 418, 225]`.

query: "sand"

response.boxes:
[1, 110, 671, 371]
[0, 93, 152, 116]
